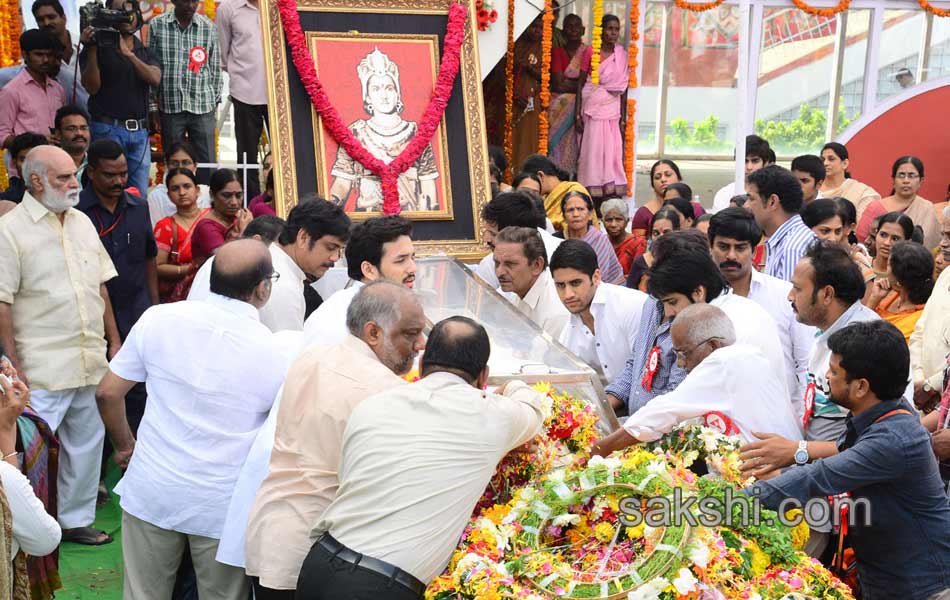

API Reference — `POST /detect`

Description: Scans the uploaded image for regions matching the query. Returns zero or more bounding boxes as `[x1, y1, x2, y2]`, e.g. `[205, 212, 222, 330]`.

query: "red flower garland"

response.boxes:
[276, 0, 468, 214]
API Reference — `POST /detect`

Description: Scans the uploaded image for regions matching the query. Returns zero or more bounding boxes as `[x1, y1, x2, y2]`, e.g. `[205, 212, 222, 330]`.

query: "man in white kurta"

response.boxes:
[592, 305, 801, 456]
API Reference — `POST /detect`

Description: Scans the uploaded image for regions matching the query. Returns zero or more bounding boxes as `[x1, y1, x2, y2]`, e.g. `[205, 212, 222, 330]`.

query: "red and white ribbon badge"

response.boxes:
[640, 346, 661, 392]
[188, 46, 207, 74]
[704, 411, 739, 436]
[802, 382, 816, 430]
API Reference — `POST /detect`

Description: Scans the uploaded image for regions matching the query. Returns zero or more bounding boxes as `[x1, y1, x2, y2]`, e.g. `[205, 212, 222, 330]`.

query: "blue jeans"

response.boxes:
[90, 121, 151, 197]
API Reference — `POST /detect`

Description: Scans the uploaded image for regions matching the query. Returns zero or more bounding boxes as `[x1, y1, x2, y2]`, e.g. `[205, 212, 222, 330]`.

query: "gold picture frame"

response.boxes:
[261, 0, 491, 259]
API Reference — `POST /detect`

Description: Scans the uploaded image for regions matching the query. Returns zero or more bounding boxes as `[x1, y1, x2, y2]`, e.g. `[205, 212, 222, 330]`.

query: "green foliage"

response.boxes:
[755, 103, 855, 155]
[664, 115, 732, 153]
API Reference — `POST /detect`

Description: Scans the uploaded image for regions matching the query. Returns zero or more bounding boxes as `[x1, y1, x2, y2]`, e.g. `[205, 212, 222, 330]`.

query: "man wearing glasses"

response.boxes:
[53, 105, 91, 184]
[592, 304, 801, 457]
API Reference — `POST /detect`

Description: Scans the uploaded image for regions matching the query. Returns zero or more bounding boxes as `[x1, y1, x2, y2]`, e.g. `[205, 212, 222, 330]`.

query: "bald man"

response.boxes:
[592, 304, 802, 457]
[0, 145, 121, 544]
[96, 239, 299, 600]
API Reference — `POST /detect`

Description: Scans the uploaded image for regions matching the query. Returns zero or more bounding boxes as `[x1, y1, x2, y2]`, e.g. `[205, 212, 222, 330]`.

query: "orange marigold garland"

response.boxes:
[790, 0, 851, 17]
[591, 0, 603, 84]
[918, 0, 950, 17]
[672, 0, 727, 12]
[1, 0, 23, 68]
[624, 0, 640, 187]
[203, 0, 216, 19]
[537, 0, 553, 154]
[153, 133, 164, 188]
[503, 0, 515, 181]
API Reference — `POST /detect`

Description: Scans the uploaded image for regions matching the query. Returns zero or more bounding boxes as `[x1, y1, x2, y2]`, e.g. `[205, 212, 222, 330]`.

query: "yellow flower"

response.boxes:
[625, 522, 645, 540]
[483, 504, 511, 525]
[594, 521, 615, 543]
[748, 541, 771, 576]
[785, 509, 811, 550]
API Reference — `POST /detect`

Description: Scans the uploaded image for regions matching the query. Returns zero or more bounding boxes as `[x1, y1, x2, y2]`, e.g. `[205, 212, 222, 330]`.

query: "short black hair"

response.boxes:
[802, 241, 865, 305]
[86, 138, 125, 169]
[800, 198, 841, 229]
[488, 145, 508, 173]
[164, 167, 197, 188]
[243, 215, 285, 244]
[495, 226, 547, 269]
[209, 247, 272, 301]
[889, 241, 934, 305]
[746, 164, 804, 214]
[549, 239, 598, 278]
[745, 135, 772, 162]
[648, 248, 727, 300]
[662, 194, 695, 222]
[832, 197, 857, 226]
[31, 0, 64, 17]
[601, 13, 620, 27]
[421, 316, 491, 383]
[278, 197, 352, 248]
[9, 132, 47, 160]
[827, 320, 909, 401]
[481, 191, 545, 230]
[345, 215, 413, 281]
[54, 104, 89, 131]
[164, 140, 199, 164]
[708, 207, 763, 246]
[512, 171, 541, 190]
[521, 154, 569, 181]
[652, 229, 711, 264]
[791, 154, 825, 184]
[729, 194, 748, 208]
[664, 182, 693, 202]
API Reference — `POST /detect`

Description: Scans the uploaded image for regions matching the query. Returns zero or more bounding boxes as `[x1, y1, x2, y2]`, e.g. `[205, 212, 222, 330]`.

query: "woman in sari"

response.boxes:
[863, 241, 933, 342]
[631, 160, 681, 237]
[863, 212, 915, 299]
[191, 169, 253, 267]
[819, 142, 880, 223]
[512, 16, 544, 172]
[856, 156, 940, 249]
[548, 14, 586, 175]
[557, 188, 624, 283]
[626, 207, 681, 291]
[601, 198, 645, 276]
[154, 169, 212, 302]
[575, 14, 628, 203]
[522, 155, 598, 232]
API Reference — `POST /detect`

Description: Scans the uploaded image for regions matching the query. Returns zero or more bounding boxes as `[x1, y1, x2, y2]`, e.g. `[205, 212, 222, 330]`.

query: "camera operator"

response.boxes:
[80, 0, 160, 197]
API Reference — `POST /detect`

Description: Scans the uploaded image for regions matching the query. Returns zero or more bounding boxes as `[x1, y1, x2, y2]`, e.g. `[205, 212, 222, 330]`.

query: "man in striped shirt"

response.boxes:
[745, 164, 816, 282]
[148, 0, 221, 183]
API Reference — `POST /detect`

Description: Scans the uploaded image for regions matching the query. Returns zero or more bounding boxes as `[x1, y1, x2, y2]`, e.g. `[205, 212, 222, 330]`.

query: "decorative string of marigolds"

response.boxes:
[537, 0, 554, 154]
[503, 0, 516, 181]
[624, 0, 639, 187]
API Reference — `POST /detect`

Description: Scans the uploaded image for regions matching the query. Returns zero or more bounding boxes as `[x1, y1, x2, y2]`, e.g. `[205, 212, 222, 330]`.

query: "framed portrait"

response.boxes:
[262, 0, 491, 259]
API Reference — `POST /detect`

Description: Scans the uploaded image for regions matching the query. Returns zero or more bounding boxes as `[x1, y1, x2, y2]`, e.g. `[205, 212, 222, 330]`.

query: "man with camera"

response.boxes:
[80, 0, 160, 197]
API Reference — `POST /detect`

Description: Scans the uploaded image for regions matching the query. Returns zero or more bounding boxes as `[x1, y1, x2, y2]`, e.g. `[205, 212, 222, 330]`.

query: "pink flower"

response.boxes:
[788, 577, 804, 589]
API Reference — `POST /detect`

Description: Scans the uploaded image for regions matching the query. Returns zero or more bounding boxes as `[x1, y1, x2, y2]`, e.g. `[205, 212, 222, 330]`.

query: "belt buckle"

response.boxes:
[124, 119, 140, 132]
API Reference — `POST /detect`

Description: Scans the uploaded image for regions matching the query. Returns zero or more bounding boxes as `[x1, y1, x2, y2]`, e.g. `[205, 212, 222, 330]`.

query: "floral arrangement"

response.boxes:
[590, 0, 604, 84]
[643, 422, 747, 486]
[790, 0, 850, 17]
[672, 0, 727, 12]
[623, 0, 640, 187]
[537, 0, 554, 155]
[475, 0, 499, 31]
[426, 395, 853, 600]
[0, 0, 22, 68]
[275, 0, 467, 214]
[203, 0, 216, 19]
[503, 0, 516, 181]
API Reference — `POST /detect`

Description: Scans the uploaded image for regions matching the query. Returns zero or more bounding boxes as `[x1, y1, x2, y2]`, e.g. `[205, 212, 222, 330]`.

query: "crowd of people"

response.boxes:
[0, 1, 948, 599]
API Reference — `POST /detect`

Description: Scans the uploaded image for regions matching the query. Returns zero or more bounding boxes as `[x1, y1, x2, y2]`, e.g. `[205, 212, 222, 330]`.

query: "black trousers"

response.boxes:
[232, 96, 269, 199]
[251, 577, 294, 599]
[295, 541, 422, 600]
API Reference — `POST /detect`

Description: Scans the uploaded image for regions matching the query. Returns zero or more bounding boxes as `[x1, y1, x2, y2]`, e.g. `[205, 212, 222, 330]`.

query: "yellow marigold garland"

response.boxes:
[203, 0, 216, 20]
[153, 133, 164, 187]
[1, 0, 23, 68]
[537, 0, 553, 154]
[591, 0, 603, 84]
[918, 0, 950, 17]
[624, 0, 640, 186]
[790, 0, 851, 17]
[0, 159, 8, 192]
[503, 0, 515, 181]
[672, 0, 727, 12]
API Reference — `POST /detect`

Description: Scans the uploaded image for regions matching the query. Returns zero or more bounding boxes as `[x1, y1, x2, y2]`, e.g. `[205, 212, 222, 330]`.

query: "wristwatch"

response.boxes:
[794, 440, 809, 466]
[923, 381, 935, 393]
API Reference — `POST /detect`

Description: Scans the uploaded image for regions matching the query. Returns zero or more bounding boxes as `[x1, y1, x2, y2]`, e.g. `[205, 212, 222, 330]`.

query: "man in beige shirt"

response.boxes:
[0, 145, 121, 545]
[244, 280, 426, 598]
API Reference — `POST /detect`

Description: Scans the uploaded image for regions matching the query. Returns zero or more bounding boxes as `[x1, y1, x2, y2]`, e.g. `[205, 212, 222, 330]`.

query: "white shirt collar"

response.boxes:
[520, 272, 550, 310]
[204, 293, 262, 321]
[272, 244, 306, 283]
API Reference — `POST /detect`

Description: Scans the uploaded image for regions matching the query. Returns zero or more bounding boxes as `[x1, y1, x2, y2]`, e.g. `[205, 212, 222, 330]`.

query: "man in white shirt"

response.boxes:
[711, 135, 774, 213]
[303, 215, 416, 347]
[592, 304, 801, 456]
[708, 208, 816, 418]
[646, 247, 789, 398]
[243, 281, 426, 598]
[474, 191, 562, 287]
[910, 218, 950, 409]
[95, 239, 296, 600]
[494, 226, 569, 338]
[298, 316, 544, 599]
[0, 146, 121, 546]
[550, 239, 647, 381]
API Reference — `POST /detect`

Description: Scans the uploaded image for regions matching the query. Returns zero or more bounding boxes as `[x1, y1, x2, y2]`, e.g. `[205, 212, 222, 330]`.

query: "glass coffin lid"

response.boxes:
[414, 257, 619, 435]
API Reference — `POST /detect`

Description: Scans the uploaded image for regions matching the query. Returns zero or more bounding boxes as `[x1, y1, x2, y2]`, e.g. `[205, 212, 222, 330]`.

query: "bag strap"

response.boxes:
[874, 408, 912, 423]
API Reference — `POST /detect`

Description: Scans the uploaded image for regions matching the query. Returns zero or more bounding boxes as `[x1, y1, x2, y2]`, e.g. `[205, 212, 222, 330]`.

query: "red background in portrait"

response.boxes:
[311, 36, 448, 213]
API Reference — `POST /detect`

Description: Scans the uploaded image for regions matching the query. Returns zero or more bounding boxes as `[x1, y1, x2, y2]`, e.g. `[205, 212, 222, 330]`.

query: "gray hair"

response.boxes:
[600, 198, 629, 220]
[672, 304, 736, 346]
[345, 280, 415, 337]
[21, 146, 51, 193]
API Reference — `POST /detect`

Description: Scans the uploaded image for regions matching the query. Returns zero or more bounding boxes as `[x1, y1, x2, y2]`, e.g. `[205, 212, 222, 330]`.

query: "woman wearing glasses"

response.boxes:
[146, 141, 212, 227]
[191, 169, 252, 267]
[856, 156, 940, 249]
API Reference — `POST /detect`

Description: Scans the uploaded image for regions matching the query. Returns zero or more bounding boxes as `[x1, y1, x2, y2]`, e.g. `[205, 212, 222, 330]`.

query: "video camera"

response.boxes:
[79, 1, 137, 48]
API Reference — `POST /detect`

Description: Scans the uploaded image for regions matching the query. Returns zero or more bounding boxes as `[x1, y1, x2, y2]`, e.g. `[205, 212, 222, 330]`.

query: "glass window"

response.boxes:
[663, 4, 741, 155]
[836, 9, 871, 134]
[925, 13, 950, 81]
[876, 10, 925, 102]
[637, 1, 663, 154]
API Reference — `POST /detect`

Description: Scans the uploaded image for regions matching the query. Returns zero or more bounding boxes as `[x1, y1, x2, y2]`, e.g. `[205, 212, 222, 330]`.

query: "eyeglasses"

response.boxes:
[168, 159, 195, 168]
[61, 125, 89, 133]
[262, 272, 280, 284]
[219, 191, 244, 200]
[895, 173, 920, 180]
[673, 336, 724, 362]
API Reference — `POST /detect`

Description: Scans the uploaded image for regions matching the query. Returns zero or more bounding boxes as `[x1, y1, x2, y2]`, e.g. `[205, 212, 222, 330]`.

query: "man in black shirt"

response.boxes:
[79, 0, 160, 197]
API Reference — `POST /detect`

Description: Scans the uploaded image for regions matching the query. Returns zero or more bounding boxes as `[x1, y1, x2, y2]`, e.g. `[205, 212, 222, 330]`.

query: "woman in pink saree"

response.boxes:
[574, 14, 628, 203]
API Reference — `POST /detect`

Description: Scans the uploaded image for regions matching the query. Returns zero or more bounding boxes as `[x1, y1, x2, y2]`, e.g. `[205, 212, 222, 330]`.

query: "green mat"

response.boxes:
[57, 467, 124, 599]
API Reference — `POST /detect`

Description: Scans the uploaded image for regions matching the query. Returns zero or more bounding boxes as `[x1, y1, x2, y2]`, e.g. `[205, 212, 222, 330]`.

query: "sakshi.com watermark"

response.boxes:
[616, 488, 871, 529]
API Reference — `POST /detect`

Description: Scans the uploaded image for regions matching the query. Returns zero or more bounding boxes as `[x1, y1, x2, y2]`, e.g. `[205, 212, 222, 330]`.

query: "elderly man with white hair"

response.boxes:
[0, 145, 122, 545]
[592, 304, 802, 457]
